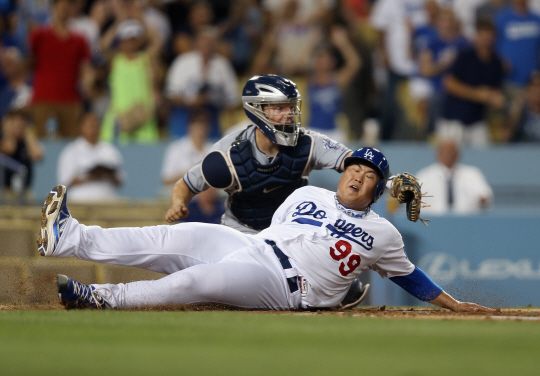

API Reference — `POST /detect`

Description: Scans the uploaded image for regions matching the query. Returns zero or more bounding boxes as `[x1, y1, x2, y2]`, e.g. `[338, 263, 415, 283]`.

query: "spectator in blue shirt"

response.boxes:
[417, 8, 470, 135]
[438, 18, 506, 146]
[495, 0, 540, 88]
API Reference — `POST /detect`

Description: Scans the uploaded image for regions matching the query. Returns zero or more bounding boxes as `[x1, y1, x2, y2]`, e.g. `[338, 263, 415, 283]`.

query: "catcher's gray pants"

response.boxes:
[54, 218, 301, 310]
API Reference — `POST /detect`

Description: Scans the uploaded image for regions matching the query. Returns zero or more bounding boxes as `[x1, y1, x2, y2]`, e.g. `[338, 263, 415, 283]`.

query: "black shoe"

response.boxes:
[338, 279, 370, 309]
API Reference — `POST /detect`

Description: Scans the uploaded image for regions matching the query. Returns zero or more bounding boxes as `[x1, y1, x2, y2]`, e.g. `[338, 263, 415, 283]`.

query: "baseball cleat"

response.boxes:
[57, 274, 105, 309]
[337, 279, 370, 309]
[36, 185, 70, 256]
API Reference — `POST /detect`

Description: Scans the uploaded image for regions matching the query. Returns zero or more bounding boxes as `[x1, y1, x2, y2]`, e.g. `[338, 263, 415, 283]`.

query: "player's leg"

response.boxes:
[61, 220, 253, 274]
[61, 245, 300, 310]
[38, 185, 253, 274]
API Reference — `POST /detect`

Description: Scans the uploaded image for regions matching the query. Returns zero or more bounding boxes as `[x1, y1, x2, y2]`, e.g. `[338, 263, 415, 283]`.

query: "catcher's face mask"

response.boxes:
[242, 74, 302, 147]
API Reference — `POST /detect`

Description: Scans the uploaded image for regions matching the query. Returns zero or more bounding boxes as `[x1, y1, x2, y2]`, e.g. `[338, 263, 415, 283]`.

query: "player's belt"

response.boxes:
[265, 240, 299, 294]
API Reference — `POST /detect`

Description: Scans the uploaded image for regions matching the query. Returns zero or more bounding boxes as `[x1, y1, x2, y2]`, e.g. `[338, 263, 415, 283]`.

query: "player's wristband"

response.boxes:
[389, 266, 443, 302]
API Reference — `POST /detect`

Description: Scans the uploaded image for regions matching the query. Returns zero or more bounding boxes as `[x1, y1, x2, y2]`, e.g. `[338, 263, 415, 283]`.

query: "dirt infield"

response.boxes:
[2, 303, 539, 320]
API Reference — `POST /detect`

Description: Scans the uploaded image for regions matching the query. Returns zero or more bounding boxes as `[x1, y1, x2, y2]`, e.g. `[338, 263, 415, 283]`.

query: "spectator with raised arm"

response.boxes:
[307, 25, 361, 145]
[99, 0, 163, 144]
[165, 27, 239, 140]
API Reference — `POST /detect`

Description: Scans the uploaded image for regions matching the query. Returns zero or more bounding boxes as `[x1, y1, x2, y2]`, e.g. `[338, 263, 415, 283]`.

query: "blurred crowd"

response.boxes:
[1, 0, 540, 207]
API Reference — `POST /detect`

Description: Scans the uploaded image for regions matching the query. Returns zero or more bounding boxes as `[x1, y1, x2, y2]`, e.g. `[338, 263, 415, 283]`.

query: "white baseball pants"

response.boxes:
[54, 218, 301, 310]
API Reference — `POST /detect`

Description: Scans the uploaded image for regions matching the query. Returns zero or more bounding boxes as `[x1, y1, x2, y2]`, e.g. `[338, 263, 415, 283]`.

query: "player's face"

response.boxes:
[336, 163, 380, 211]
[265, 103, 295, 125]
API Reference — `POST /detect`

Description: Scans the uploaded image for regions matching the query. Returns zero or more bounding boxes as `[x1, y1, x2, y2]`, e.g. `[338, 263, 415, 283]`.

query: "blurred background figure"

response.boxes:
[219, 0, 264, 75]
[416, 7, 469, 137]
[0, 109, 43, 198]
[451, 0, 489, 40]
[494, 0, 540, 122]
[68, 0, 110, 59]
[141, 0, 172, 54]
[165, 27, 239, 140]
[180, 187, 225, 224]
[416, 139, 493, 215]
[407, 0, 440, 134]
[99, 2, 163, 144]
[29, 0, 91, 138]
[267, 0, 328, 77]
[171, 0, 215, 57]
[437, 19, 505, 147]
[14, 0, 52, 55]
[476, 0, 509, 23]
[57, 112, 124, 202]
[0, 47, 32, 118]
[505, 71, 540, 142]
[370, 0, 429, 141]
[307, 25, 361, 145]
[160, 109, 212, 197]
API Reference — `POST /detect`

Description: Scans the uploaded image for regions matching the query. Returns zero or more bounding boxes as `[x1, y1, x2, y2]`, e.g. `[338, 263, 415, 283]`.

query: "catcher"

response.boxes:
[165, 75, 427, 309]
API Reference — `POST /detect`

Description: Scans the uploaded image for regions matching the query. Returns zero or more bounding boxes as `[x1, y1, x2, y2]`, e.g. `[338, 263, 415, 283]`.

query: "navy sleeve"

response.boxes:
[448, 49, 468, 81]
[389, 266, 443, 302]
[494, 56, 505, 87]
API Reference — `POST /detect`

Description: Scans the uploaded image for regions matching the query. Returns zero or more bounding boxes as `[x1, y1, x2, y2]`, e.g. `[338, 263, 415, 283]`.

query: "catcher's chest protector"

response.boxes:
[229, 133, 313, 230]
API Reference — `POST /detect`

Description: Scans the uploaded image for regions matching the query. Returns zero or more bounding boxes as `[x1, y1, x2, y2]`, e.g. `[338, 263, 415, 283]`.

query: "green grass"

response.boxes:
[1, 310, 538, 376]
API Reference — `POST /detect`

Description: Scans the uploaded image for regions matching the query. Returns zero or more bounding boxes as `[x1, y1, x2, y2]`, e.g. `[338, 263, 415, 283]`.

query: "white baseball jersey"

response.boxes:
[256, 186, 415, 307]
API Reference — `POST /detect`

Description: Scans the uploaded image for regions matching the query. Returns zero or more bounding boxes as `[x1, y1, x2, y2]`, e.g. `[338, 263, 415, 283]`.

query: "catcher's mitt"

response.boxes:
[390, 172, 431, 226]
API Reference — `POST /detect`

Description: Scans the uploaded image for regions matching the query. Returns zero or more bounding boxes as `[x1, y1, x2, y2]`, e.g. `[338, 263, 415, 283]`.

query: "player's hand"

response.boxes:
[165, 201, 189, 223]
[453, 302, 495, 313]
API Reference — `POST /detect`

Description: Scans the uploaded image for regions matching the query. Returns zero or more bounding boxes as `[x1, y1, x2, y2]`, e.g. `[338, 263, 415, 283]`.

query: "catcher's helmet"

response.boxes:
[343, 147, 390, 203]
[242, 74, 302, 146]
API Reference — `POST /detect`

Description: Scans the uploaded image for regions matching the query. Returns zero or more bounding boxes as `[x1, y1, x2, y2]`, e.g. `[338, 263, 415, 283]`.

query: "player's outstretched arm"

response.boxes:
[429, 291, 495, 313]
[390, 267, 495, 313]
[166, 179, 196, 223]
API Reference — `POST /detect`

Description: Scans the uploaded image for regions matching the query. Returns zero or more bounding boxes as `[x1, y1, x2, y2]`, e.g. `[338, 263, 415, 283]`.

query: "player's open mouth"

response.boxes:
[350, 185, 359, 191]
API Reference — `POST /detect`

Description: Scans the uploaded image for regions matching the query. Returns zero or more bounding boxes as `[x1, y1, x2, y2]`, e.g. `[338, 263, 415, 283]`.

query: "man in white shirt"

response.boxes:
[165, 27, 239, 140]
[416, 139, 493, 214]
[57, 112, 124, 202]
[161, 109, 213, 197]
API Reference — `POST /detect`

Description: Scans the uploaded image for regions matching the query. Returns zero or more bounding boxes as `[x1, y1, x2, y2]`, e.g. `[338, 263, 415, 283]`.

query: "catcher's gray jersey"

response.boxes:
[183, 125, 351, 233]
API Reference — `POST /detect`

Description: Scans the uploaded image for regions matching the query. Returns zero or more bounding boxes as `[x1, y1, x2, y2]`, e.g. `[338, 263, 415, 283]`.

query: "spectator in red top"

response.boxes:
[29, 0, 91, 138]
